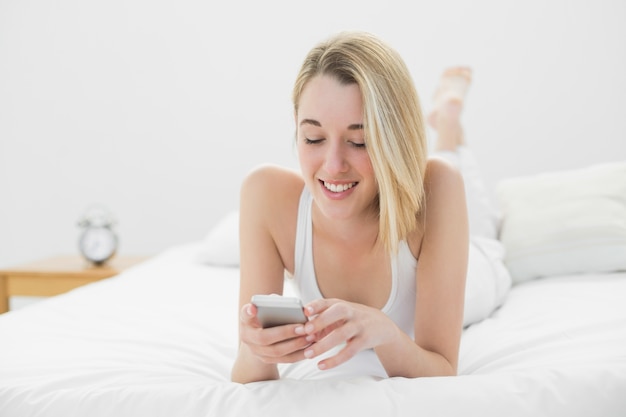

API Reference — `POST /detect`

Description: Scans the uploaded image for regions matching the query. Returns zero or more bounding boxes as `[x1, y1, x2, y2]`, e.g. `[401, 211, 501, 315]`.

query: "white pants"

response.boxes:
[434, 147, 512, 327]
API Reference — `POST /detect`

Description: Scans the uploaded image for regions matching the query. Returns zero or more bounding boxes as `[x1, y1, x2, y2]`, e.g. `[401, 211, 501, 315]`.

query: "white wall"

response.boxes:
[1, 0, 625, 267]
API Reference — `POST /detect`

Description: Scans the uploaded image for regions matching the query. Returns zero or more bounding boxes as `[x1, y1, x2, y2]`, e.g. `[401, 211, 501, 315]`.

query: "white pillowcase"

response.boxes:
[196, 210, 240, 267]
[496, 161, 626, 283]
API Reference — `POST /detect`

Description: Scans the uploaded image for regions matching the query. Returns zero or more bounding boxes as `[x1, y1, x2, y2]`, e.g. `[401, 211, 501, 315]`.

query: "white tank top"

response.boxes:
[281, 186, 418, 380]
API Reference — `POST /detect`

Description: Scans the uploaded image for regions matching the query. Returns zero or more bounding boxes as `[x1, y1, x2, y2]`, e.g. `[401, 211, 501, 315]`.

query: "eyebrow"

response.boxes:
[299, 119, 363, 130]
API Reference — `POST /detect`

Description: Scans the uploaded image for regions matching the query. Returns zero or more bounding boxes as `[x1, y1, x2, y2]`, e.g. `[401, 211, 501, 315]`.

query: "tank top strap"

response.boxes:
[292, 187, 323, 302]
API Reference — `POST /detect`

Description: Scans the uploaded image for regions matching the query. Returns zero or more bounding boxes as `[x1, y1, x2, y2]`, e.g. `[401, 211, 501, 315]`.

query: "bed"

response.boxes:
[1, 162, 626, 417]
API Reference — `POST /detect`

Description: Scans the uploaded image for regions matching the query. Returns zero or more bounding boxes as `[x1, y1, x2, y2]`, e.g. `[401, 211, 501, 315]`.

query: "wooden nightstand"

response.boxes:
[0, 255, 149, 313]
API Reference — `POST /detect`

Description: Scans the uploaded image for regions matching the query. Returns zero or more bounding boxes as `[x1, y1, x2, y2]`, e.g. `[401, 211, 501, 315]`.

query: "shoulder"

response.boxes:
[423, 156, 464, 195]
[421, 155, 468, 240]
[241, 164, 304, 213]
[408, 156, 466, 256]
[423, 156, 467, 229]
[240, 164, 304, 272]
[241, 164, 303, 193]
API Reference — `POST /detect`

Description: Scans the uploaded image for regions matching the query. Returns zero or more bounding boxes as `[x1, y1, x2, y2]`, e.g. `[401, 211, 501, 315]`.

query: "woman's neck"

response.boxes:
[311, 201, 381, 250]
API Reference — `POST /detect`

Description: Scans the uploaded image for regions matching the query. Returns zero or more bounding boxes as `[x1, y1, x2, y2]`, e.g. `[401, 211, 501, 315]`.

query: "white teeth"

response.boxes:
[323, 181, 356, 193]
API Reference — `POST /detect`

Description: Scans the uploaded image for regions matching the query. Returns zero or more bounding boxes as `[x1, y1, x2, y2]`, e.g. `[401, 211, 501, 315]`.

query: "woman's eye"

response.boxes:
[304, 138, 324, 145]
[350, 141, 366, 148]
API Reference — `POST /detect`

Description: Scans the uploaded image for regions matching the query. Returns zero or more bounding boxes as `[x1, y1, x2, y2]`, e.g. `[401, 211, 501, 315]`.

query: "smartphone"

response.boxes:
[251, 295, 307, 328]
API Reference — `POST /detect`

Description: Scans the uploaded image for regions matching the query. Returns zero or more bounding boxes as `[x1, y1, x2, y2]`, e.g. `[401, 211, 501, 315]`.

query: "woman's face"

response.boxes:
[296, 75, 378, 221]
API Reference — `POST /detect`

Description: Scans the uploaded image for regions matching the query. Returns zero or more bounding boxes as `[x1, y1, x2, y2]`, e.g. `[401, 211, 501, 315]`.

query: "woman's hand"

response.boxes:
[238, 303, 312, 364]
[301, 299, 397, 370]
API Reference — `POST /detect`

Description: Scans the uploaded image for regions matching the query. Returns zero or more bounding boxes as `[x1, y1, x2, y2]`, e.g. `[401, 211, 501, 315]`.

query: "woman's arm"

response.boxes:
[230, 165, 308, 384]
[388, 157, 468, 376]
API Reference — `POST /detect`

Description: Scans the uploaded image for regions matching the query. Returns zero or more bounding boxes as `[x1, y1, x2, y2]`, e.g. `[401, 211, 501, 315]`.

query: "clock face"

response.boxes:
[79, 227, 117, 264]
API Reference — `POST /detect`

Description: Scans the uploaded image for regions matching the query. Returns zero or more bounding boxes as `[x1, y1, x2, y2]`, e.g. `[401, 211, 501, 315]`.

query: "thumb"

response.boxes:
[241, 303, 258, 321]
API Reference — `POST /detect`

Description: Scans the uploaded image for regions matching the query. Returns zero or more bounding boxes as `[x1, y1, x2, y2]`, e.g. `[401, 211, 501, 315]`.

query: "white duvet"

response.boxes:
[1, 243, 625, 417]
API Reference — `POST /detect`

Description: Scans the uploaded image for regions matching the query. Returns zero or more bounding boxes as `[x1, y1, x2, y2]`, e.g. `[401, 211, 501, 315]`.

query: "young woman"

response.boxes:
[231, 32, 510, 383]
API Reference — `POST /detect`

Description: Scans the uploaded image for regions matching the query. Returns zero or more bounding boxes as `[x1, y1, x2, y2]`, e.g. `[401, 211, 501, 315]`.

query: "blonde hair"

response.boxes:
[292, 31, 427, 254]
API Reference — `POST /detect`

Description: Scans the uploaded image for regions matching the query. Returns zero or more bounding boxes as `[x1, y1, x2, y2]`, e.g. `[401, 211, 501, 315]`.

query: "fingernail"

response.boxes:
[306, 306, 314, 314]
[318, 362, 327, 370]
[306, 335, 314, 342]
[304, 349, 314, 359]
[295, 326, 304, 335]
[246, 305, 252, 316]
[304, 323, 314, 334]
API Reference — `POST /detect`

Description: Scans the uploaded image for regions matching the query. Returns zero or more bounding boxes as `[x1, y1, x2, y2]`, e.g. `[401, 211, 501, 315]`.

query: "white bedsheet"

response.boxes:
[1, 243, 625, 416]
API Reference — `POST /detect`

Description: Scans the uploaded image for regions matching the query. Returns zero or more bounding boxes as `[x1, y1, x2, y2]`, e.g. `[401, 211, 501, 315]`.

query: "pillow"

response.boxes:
[196, 210, 240, 267]
[496, 161, 626, 283]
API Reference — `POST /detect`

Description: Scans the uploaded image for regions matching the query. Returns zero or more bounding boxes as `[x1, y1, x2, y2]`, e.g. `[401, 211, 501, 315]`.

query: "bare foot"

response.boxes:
[428, 67, 472, 150]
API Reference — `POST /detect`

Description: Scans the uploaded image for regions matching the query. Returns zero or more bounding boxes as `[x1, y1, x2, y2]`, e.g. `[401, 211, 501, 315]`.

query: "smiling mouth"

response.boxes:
[321, 180, 357, 193]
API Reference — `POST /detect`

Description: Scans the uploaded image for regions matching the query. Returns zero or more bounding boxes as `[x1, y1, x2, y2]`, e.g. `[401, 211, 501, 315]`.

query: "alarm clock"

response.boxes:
[77, 206, 118, 265]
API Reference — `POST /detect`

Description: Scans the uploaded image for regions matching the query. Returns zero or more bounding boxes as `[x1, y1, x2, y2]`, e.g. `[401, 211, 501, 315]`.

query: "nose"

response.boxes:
[323, 140, 349, 175]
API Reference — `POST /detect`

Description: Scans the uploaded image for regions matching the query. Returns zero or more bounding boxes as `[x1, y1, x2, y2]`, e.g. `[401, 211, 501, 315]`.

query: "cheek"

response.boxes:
[296, 141, 316, 175]
[357, 153, 379, 194]
[356, 152, 375, 178]
[296, 139, 306, 164]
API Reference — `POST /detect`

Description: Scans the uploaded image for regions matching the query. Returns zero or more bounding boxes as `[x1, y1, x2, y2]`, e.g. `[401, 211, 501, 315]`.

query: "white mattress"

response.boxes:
[1, 243, 625, 416]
